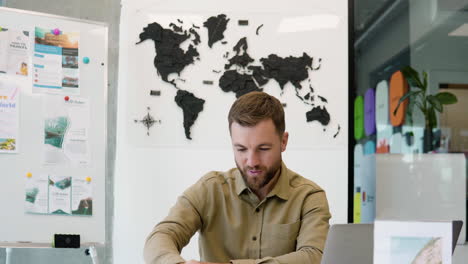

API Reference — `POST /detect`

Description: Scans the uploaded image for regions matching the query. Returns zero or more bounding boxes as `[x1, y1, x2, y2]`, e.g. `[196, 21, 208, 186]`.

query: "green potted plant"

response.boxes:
[394, 66, 458, 152]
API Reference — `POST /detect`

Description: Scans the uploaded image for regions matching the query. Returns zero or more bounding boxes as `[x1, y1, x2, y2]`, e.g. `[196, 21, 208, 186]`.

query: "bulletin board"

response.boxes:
[0, 7, 107, 244]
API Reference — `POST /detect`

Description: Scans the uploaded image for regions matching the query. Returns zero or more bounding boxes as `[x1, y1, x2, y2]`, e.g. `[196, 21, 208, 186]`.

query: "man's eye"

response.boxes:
[259, 148, 271, 151]
[237, 149, 246, 152]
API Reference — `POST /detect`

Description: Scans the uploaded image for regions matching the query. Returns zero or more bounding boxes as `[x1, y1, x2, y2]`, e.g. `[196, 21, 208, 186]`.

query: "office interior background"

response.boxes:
[0, 0, 467, 263]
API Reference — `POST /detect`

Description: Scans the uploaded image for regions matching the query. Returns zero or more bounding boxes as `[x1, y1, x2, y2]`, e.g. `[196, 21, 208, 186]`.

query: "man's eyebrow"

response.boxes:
[233, 143, 273, 148]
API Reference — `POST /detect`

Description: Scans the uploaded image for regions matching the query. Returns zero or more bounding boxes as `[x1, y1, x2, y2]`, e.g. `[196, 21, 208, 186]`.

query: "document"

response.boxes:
[25, 174, 93, 216]
[71, 176, 93, 216]
[0, 27, 30, 76]
[49, 175, 72, 215]
[43, 95, 90, 167]
[32, 27, 80, 94]
[24, 173, 49, 214]
[374, 221, 452, 264]
[0, 78, 19, 153]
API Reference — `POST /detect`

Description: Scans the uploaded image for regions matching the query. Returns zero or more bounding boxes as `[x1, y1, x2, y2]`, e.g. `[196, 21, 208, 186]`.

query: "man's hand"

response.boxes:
[183, 260, 229, 264]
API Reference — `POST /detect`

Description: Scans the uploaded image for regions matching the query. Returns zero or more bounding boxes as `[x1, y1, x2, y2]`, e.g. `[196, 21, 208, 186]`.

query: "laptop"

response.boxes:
[321, 224, 373, 264]
[321, 222, 463, 264]
[452, 220, 463, 254]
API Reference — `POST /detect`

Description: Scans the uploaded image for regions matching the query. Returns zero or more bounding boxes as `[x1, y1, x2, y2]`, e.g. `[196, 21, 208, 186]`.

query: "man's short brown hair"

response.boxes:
[228, 91, 285, 135]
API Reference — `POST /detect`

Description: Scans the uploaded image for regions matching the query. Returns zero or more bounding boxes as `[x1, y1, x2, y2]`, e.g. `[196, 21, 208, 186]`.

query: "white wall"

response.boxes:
[114, 0, 349, 263]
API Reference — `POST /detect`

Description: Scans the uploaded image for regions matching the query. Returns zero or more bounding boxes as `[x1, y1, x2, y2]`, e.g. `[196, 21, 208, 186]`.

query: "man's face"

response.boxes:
[230, 119, 288, 192]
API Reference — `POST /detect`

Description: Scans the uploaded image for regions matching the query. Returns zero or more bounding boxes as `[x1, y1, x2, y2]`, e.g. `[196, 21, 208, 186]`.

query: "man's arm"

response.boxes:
[230, 190, 331, 264]
[144, 184, 204, 264]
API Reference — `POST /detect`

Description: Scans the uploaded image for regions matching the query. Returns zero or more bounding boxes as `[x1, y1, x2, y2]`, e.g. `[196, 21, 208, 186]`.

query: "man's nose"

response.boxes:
[246, 151, 260, 167]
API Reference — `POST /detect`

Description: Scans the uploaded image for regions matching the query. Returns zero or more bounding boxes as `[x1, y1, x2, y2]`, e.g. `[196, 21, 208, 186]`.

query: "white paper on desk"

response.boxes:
[374, 220, 452, 264]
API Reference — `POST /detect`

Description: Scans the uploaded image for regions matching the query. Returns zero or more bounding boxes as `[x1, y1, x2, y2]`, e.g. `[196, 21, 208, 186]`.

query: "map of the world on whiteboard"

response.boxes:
[130, 13, 347, 147]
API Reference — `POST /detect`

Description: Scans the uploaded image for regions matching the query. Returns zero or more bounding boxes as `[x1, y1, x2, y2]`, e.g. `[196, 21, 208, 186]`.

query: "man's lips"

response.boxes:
[248, 170, 262, 175]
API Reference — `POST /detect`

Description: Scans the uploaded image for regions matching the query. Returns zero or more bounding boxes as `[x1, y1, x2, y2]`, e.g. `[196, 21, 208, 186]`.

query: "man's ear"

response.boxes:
[281, 132, 289, 152]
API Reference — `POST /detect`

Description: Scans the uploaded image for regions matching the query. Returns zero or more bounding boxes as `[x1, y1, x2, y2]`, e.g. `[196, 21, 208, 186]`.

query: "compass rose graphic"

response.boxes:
[134, 107, 161, 136]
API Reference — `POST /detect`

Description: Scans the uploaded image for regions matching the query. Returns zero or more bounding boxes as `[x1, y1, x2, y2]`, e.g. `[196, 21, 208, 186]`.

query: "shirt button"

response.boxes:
[255, 208, 260, 213]
[252, 236, 257, 241]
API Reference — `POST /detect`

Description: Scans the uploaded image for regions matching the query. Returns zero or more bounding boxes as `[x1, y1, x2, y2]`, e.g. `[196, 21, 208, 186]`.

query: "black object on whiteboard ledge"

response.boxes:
[54, 234, 80, 248]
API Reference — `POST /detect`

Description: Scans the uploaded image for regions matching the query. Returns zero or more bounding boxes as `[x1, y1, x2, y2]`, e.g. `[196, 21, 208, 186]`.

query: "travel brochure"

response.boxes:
[0, 77, 19, 153]
[0, 27, 29, 76]
[32, 27, 80, 95]
[374, 221, 452, 264]
[25, 173, 93, 216]
[43, 95, 90, 167]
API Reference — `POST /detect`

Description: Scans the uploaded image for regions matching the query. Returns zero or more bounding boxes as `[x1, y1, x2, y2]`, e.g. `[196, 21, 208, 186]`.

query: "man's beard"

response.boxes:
[236, 160, 282, 191]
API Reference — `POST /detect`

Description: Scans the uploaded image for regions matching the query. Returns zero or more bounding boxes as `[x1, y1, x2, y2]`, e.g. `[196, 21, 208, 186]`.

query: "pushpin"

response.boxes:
[83, 57, 90, 64]
[64, 96, 70, 101]
[0, 27, 3, 32]
[85, 177, 92, 183]
[52, 28, 61, 35]
[26, 172, 32, 178]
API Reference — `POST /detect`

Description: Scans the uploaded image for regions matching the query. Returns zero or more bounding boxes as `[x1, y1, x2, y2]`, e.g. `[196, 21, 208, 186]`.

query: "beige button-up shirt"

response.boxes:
[144, 162, 331, 264]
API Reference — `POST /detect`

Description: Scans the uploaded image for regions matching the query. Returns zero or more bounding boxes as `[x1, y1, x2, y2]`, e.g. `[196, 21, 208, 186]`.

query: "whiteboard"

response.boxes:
[0, 7, 107, 244]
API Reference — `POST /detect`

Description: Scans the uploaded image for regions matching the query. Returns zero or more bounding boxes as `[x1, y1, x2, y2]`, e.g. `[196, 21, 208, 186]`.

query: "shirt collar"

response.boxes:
[234, 169, 248, 196]
[266, 161, 290, 200]
[234, 162, 290, 200]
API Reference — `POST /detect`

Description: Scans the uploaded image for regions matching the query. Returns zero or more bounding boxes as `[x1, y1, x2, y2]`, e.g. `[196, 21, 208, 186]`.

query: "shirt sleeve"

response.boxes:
[231, 190, 331, 264]
[143, 181, 205, 264]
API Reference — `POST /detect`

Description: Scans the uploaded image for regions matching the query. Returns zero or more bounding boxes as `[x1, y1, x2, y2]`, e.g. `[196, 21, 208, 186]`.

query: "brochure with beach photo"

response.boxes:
[32, 27, 80, 94]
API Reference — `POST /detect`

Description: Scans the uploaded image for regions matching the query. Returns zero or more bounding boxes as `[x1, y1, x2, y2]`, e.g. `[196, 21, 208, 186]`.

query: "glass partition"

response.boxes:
[351, 0, 468, 245]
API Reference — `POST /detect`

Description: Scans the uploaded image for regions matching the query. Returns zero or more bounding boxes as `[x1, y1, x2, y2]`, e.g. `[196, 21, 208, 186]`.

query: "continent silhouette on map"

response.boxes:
[306, 106, 330, 126]
[136, 22, 200, 87]
[203, 14, 230, 48]
[219, 70, 261, 98]
[174, 90, 205, 140]
[219, 38, 261, 97]
[259, 53, 313, 90]
[225, 37, 254, 69]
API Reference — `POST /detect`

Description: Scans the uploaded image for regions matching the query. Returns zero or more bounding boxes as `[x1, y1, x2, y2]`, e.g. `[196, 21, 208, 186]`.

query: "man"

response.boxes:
[144, 92, 331, 264]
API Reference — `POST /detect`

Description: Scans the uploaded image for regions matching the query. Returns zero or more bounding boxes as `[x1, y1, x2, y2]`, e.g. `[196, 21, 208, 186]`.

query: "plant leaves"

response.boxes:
[435, 92, 458, 105]
[422, 71, 428, 90]
[427, 95, 442, 113]
[415, 101, 425, 114]
[393, 90, 421, 116]
[405, 100, 414, 126]
[401, 66, 424, 89]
